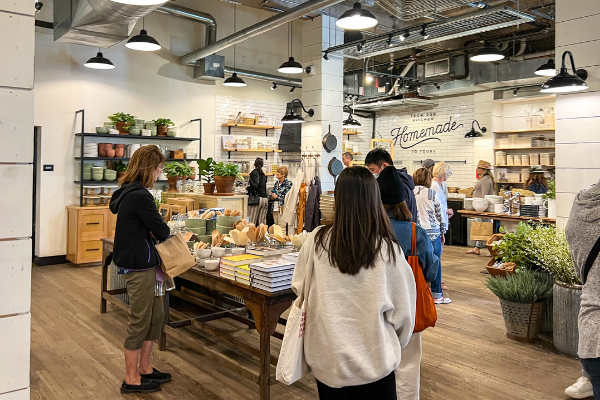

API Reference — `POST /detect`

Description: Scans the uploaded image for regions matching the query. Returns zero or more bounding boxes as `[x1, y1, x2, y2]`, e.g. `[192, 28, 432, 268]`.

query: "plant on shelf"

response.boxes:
[108, 112, 136, 135]
[113, 161, 128, 179]
[213, 162, 243, 194]
[163, 161, 194, 192]
[197, 158, 216, 194]
[153, 118, 175, 137]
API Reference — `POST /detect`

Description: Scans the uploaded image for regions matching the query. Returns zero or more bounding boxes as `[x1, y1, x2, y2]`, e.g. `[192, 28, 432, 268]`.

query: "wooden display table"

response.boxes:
[100, 237, 295, 400]
[458, 210, 556, 224]
[161, 192, 249, 217]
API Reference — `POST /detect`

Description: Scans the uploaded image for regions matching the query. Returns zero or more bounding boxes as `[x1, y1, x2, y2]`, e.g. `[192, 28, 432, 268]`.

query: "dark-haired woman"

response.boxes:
[292, 167, 416, 400]
[110, 145, 171, 394]
[247, 157, 268, 225]
[378, 166, 438, 400]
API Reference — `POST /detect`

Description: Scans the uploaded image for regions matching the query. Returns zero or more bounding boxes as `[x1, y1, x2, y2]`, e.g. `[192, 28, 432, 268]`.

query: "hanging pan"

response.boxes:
[328, 157, 344, 184]
[322, 124, 337, 153]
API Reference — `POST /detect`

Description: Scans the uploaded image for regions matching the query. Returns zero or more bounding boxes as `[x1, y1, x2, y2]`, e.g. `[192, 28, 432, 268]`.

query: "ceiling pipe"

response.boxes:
[155, 3, 217, 48]
[224, 66, 302, 87]
[514, 38, 527, 57]
[508, 50, 554, 61]
[180, 0, 344, 66]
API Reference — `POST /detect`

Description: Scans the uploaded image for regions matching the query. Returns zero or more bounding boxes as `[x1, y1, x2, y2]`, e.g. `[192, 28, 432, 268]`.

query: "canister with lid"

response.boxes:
[495, 151, 507, 166]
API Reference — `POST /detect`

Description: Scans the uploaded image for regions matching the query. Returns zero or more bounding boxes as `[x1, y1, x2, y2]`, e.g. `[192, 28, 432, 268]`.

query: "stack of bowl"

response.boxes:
[320, 195, 335, 221]
[104, 169, 117, 181]
[83, 164, 93, 181]
[84, 143, 98, 157]
[216, 214, 242, 235]
[463, 198, 474, 211]
[96, 126, 109, 134]
[92, 166, 104, 181]
[484, 195, 504, 212]
[472, 198, 490, 212]
[185, 218, 206, 236]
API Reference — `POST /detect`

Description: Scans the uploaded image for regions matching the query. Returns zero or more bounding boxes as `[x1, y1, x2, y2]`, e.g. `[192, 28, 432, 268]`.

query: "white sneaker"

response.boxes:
[434, 297, 452, 304]
[565, 376, 594, 399]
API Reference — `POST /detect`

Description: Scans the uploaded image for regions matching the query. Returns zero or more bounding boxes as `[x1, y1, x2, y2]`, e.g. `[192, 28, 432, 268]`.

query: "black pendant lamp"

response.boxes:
[278, 22, 303, 74]
[126, 17, 161, 51]
[535, 59, 556, 76]
[470, 41, 505, 62]
[281, 99, 314, 124]
[465, 120, 486, 138]
[540, 51, 588, 93]
[84, 49, 115, 70]
[336, 2, 378, 30]
[223, 5, 246, 87]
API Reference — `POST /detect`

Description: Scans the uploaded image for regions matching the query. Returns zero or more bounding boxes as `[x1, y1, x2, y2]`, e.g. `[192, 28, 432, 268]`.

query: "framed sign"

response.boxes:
[370, 139, 394, 159]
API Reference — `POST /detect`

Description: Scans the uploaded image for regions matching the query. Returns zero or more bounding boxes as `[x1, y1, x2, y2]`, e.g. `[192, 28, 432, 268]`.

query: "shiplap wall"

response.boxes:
[0, 0, 34, 397]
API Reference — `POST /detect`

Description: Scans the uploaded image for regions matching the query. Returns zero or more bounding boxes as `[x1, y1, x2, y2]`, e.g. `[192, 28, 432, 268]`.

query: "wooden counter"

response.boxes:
[458, 209, 556, 224]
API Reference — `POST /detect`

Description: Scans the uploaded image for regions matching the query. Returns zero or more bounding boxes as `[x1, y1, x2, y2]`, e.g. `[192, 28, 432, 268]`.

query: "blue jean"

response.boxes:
[581, 358, 600, 399]
[430, 236, 443, 299]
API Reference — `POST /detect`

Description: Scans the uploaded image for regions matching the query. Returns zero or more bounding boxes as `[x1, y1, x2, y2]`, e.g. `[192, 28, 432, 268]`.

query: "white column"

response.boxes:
[302, 16, 344, 192]
[0, 1, 35, 399]
[554, 0, 600, 228]
[473, 91, 494, 165]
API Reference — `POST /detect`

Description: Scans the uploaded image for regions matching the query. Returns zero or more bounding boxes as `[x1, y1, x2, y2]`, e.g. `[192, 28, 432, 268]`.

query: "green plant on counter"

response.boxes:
[113, 161, 128, 172]
[163, 161, 193, 178]
[108, 112, 136, 125]
[153, 118, 175, 127]
[544, 180, 556, 200]
[197, 158, 215, 183]
[213, 161, 243, 180]
[486, 269, 554, 304]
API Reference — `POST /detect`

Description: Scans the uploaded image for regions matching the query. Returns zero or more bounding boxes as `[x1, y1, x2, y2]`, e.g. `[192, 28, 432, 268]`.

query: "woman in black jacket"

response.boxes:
[109, 145, 171, 394]
[247, 157, 268, 225]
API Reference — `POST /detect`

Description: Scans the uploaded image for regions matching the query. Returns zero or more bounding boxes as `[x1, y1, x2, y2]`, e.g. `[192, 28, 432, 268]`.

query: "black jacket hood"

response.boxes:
[110, 182, 148, 214]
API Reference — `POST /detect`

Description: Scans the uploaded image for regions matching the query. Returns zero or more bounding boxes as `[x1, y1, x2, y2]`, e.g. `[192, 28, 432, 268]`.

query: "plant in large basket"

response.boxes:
[108, 112, 136, 135]
[486, 269, 553, 343]
[163, 161, 194, 192]
[153, 118, 175, 137]
[213, 162, 243, 194]
[198, 158, 216, 194]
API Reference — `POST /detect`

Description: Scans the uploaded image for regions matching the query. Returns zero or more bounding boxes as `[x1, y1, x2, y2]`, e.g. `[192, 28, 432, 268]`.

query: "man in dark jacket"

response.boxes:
[365, 148, 418, 223]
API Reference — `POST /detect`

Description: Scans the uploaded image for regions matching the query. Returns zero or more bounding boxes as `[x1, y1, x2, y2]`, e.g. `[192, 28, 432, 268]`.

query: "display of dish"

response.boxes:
[472, 198, 490, 212]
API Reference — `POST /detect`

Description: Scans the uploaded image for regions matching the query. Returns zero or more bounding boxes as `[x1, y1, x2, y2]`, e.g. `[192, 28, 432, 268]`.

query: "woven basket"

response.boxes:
[499, 299, 545, 343]
[486, 233, 505, 257]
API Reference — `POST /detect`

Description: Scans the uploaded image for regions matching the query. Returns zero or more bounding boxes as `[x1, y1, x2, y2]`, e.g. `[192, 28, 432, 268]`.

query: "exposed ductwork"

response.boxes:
[180, 0, 344, 66]
[155, 3, 217, 49]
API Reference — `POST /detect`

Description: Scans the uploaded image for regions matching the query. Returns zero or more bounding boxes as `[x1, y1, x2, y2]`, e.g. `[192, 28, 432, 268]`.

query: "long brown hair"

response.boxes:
[526, 173, 548, 189]
[413, 167, 432, 188]
[314, 166, 398, 275]
[119, 145, 165, 188]
[384, 202, 413, 222]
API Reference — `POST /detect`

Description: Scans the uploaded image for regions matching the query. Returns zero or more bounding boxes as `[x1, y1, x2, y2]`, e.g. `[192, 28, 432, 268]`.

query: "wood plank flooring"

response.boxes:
[30, 246, 583, 400]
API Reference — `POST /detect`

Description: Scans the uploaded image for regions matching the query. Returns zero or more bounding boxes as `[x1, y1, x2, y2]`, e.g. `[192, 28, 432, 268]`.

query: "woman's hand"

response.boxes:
[271, 193, 278, 200]
[447, 208, 454, 217]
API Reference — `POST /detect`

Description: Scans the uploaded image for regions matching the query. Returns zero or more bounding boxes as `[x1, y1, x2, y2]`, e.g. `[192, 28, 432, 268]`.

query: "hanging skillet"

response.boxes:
[322, 124, 337, 153]
[328, 157, 344, 184]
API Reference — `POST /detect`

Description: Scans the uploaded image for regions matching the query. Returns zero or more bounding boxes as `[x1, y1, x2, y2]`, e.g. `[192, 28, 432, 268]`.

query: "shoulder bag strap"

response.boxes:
[411, 223, 418, 257]
[583, 236, 600, 284]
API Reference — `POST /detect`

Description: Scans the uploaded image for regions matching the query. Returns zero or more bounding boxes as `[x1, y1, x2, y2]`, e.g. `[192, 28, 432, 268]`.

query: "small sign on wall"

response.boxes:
[43, 165, 54, 171]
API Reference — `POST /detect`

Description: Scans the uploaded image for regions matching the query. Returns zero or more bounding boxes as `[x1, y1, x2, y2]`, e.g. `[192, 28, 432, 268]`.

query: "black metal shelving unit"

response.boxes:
[75, 110, 202, 206]
[222, 124, 282, 160]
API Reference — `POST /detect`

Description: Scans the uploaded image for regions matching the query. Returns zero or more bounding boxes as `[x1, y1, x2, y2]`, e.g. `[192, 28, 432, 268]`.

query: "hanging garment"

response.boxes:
[282, 166, 304, 231]
[296, 183, 307, 234]
[303, 176, 322, 232]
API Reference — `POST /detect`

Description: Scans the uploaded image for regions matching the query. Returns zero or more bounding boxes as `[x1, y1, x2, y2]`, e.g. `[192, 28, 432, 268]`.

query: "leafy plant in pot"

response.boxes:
[108, 112, 136, 135]
[153, 118, 174, 137]
[198, 158, 216, 194]
[213, 162, 243, 195]
[113, 161, 128, 179]
[163, 161, 194, 192]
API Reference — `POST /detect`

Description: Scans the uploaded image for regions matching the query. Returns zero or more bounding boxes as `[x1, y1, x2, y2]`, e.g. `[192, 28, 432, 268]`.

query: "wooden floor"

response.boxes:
[30, 246, 583, 400]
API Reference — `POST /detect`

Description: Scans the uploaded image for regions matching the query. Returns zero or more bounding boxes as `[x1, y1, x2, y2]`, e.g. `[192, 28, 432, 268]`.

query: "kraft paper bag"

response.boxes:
[470, 221, 494, 241]
[155, 233, 196, 278]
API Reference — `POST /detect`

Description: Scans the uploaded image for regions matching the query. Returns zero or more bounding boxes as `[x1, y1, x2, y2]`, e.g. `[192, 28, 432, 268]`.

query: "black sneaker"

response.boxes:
[120, 377, 161, 394]
[140, 368, 172, 384]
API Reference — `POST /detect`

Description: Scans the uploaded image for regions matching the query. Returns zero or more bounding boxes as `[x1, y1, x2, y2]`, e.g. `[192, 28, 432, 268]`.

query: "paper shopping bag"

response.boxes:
[155, 233, 196, 278]
[470, 221, 494, 241]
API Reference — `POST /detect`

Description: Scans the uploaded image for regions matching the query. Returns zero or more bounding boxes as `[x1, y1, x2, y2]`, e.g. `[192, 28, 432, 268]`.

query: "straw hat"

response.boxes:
[529, 165, 544, 174]
[476, 160, 492, 170]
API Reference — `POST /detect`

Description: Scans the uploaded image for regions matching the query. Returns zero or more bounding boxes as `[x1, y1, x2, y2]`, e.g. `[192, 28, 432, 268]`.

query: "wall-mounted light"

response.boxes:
[540, 51, 588, 93]
[420, 24, 429, 39]
[281, 98, 314, 124]
[465, 120, 486, 138]
[470, 41, 504, 62]
[535, 59, 556, 76]
[84, 49, 115, 70]
[343, 106, 361, 126]
[289, 86, 296, 93]
[336, 2, 378, 30]
[271, 83, 277, 90]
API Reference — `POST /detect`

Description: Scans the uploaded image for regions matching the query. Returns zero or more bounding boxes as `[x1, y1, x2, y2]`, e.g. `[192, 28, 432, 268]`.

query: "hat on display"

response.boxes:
[422, 159, 435, 168]
[477, 160, 492, 170]
[529, 165, 545, 174]
[377, 166, 404, 205]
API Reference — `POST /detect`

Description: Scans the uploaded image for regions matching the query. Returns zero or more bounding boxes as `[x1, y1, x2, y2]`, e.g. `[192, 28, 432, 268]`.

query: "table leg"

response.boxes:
[159, 292, 170, 351]
[100, 251, 110, 313]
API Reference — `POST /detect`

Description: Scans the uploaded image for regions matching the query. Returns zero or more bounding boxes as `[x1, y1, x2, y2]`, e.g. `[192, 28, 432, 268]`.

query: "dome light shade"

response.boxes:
[281, 113, 305, 124]
[109, 0, 166, 5]
[470, 42, 505, 62]
[540, 51, 588, 93]
[126, 29, 161, 51]
[281, 99, 314, 124]
[277, 57, 303, 74]
[84, 52, 115, 69]
[336, 2, 378, 30]
[223, 73, 247, 87]
[535, 59, 557, 76]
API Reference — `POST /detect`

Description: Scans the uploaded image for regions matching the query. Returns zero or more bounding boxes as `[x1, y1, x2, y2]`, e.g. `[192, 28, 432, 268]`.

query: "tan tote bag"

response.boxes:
[470, 221, 494, 241]
[155, 233, 196, 278]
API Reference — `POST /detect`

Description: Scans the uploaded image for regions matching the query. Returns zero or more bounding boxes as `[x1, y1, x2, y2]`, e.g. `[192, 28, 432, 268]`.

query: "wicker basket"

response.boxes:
[458, 187, 474, 197]
[486, 258, 515, 277]
[486, 233, 505, 257]
[242, 118, 255, 125]
[499, 299, 545, 343]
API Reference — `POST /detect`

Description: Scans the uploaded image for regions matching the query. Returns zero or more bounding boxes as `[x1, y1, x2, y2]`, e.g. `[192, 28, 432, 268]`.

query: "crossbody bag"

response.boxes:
[582, 236, 600, 284]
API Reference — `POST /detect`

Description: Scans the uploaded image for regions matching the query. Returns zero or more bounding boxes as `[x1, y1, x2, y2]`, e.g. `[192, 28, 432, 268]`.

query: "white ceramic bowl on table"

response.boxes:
[196, 248, 212, 259]
[211, 247, 226, 258]
[204, 259, 219, 271]
[472, 198, 490, 212]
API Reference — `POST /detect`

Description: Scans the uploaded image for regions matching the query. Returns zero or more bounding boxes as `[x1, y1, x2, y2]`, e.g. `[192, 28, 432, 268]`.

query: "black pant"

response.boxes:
[582, 358, 600, 399]
[316, 371, 397, 400]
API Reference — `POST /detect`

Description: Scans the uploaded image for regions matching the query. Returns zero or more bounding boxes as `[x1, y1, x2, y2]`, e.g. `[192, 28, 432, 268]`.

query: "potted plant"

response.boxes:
[543, 180, 556, 219]
[163, 161, 194, 192]
[113, 161, 128, 179]
[486, 269, 553, 343]
[109, 112, 136, 135]
[212, 162, 243, 195]
[153, 118, 175, 137]
[198, 158, 215, 194]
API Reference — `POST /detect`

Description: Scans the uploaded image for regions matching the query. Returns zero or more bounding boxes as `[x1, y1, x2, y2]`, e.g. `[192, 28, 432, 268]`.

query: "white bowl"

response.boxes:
[197, 248, 212, 259]
[472, 198, 489, 212]
[211, 247, 226, 257]
[232, 248, 245, 255]
[195, 258, 205, 267]
[204, 259, 219, 271]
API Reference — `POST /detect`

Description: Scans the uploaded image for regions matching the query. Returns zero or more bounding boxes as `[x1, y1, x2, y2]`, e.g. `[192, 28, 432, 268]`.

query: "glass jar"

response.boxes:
[176, 179, 185, 193]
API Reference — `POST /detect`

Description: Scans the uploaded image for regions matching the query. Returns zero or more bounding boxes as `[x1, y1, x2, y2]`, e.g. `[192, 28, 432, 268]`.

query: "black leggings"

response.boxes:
[316, 371, 397, 400]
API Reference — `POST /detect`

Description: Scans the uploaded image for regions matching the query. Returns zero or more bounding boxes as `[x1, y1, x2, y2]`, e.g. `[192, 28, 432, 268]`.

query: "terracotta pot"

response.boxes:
[203, 183, 215, 194]
[188, 167, 196, 180]
[214, 176, 236, 194]
[115, 147, 125, 158]
[116, 121, 129, 135]
[98, 143, 112, 157]
[117, 171, 126, 179]
[157, 125, 168, 136]
[167, 176, 185, 192]
[106, 148, 116, 158]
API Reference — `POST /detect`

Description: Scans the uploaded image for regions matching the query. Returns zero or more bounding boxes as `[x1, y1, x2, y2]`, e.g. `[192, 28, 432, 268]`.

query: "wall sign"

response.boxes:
[389, 115, 464, 149]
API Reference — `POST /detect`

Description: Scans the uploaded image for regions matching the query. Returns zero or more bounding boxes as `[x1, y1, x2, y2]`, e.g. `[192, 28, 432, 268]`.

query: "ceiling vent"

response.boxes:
[425, 59, 450, 77]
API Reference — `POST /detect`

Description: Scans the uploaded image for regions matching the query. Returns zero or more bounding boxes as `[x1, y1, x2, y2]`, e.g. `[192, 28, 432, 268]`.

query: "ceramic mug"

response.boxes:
[533, 199, 544, 206]
[494, 204, 504, 213]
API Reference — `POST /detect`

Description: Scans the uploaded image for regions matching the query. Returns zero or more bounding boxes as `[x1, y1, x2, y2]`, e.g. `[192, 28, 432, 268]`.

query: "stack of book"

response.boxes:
[249, 252, 299, 292]
[219, 254, 263, 284]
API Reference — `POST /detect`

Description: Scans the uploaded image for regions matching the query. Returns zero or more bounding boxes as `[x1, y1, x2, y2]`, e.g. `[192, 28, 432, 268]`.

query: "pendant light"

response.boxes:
[535, 59, 556, 76]
[126, 17, 161, 51]
[109, 0, 165, 5]
[281, 99, 314, 124]
[465, 120, 486, 138]
[84, 48, 115, 70]
[278, 22, 303, 74]
[470, 41, 505, 62]
[223, 4, 246, 87]
[336, 2, 378, 30]
[540, 51, 588, 93]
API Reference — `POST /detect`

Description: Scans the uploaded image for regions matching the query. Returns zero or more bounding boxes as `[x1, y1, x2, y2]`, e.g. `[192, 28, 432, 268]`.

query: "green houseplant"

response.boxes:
[153, 118, 174, 137]
[108, 112, 136, 135]
[212, 162, 243, 194]
[113, 160, 128, 179]
[544, 180, 556, 218]
[163, 161, 194, 192]
[197, 158, 216, 194]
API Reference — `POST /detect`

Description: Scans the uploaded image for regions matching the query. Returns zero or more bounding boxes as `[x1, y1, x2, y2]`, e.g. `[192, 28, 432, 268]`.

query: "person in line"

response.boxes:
[365, 148, 417, 223]
[378, 166, 439, 400]
[423, 159, 448, 198]
[110, 145, 172, 394]
[342, 151, 354, 168]
[292, 166, 416, 400]
[247, 157, 268, 225]
[467, 160, 495, 256]
[431, 162, 454, 240]
[270, 165, 292, 234]
[565, 182, 600, 400]
[526, 166, 549, 194]
[413, 167, 451, 305]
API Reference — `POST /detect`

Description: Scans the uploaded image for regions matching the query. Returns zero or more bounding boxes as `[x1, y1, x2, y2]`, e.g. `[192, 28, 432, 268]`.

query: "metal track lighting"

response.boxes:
[420, 24, 429, 39]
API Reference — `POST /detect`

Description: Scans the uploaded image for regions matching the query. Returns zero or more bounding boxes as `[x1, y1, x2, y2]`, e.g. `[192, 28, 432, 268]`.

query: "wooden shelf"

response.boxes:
[494, 164, 555, 167]
[494, 147, 555, 150]
[75, 133, 199, 141]
[75, 179, 173, 185]
[494, 129, 555, 134]
[76, 157, 200, 162]
[222, 148, 282, 153]
[222, 124, 282, 130]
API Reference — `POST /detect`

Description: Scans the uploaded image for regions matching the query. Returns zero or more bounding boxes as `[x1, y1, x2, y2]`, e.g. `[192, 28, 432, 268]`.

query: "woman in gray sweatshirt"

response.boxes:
[292, 167, 416, 399]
